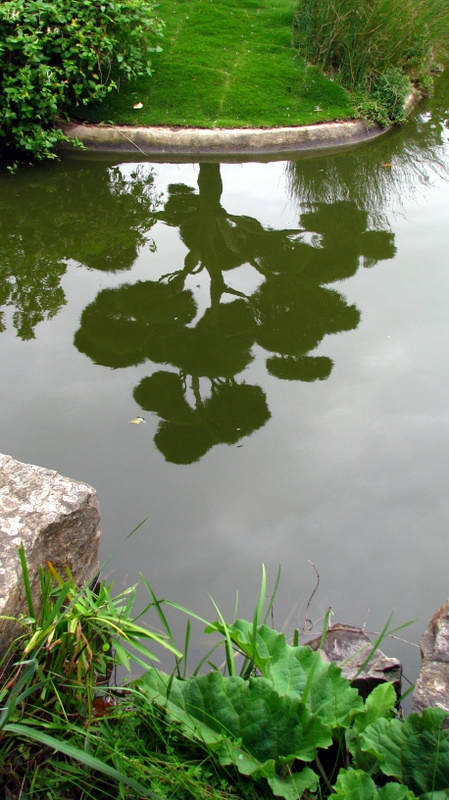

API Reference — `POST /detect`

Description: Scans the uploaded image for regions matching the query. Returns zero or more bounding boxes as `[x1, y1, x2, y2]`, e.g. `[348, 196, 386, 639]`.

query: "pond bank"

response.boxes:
[1, 453, 449, 722]
[59, 92, 421, 156]
[59, 118, 387, 156]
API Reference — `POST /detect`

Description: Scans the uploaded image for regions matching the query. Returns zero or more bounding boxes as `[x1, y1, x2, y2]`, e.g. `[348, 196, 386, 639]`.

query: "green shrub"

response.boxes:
[294, 0, 449, 123]
[355, 68, 412, 127]
[0, 0, 163, 162]
[2, 559, 449, 800]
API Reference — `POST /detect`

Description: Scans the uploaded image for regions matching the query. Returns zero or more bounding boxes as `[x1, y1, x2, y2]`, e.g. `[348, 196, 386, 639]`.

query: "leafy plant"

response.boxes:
[351, 707, 449, 795]
[133, 608, 401, 800]
[333, 768, 418, 799]
[131, 572, 445, 800]
[0, 0, 164, 161]
[1, 549, 180, 722]
[2, 559, 448, 800]
[0, 549, 181, 797]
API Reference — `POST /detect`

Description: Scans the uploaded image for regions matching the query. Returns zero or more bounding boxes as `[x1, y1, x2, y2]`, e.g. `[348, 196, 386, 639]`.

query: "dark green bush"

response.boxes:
[0, 0, 163, 161]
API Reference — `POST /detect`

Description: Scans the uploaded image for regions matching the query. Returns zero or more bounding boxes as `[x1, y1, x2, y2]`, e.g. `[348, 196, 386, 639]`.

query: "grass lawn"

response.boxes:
[76, 0, 357, 128]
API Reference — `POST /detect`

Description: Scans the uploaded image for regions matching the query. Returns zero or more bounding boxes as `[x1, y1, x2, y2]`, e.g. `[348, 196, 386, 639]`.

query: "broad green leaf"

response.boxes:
[205, 620, 363, 727]
[359, 707, 449, 794]
[377, 786, 417, 800]
[333, 768, 380, 799]
[333, 768, 417, 800]
[268, 767, 319, 800]
[354, 683, 397, 731]
[138, 668, 332, 788]
[345, 726, 380, 777]
[347, 682, 398, 773]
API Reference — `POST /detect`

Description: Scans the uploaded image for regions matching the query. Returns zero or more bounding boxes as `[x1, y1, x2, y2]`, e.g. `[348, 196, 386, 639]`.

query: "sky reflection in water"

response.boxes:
[1, 74, 449, 684]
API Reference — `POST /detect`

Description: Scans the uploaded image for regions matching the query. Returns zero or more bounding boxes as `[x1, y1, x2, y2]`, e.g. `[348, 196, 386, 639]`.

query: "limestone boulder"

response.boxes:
[412, 600, 449, 722]
[307, 623, 402, 698]
[0, 453, 101, 659]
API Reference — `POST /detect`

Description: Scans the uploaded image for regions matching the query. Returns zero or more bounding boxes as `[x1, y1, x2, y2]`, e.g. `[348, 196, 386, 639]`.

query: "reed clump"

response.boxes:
[294, 0, 449, 123]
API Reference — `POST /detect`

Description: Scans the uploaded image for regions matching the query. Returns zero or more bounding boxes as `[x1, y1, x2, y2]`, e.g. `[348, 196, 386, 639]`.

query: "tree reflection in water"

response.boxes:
[0, 162, 160, 339]
[287, 76, 449, 224]
[75, 162, 395, 463]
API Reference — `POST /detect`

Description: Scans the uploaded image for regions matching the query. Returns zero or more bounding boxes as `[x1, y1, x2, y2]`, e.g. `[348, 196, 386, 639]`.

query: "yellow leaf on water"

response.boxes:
[382, 163, 392, 167]
[128, 417, 146, 424]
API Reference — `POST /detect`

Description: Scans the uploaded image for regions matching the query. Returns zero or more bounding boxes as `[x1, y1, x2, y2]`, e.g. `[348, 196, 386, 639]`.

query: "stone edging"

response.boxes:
[59, 118, 387, 156]
[58, 92, 421, 156]
[58, 93, 420, 156]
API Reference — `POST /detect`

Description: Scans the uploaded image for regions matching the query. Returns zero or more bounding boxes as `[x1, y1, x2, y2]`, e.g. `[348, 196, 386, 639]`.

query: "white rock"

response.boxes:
[0, 453, 101, 658]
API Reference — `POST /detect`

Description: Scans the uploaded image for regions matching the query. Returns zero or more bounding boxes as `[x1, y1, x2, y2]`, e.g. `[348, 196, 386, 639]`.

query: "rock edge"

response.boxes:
[0, 453, 101, 659]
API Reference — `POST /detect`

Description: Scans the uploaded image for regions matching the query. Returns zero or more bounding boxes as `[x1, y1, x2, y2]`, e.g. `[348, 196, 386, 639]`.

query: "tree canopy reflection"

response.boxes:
[0, 162, 160, 339]
[75, 162, 396, 464]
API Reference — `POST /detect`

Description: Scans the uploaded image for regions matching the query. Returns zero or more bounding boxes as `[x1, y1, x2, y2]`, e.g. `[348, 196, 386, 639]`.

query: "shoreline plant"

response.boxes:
[294, 0, 449, 124]
[1, 558, 449, 799]
[0, 0, 163, 163]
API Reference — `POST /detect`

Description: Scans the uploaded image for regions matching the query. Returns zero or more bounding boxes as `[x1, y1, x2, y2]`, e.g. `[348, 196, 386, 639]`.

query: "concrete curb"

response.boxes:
[58, 92, 420, 157]
[59, 118, 386, 156]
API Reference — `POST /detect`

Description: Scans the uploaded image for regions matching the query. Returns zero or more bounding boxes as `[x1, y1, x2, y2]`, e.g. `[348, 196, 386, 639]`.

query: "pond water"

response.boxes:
[2, 75, 449, 686]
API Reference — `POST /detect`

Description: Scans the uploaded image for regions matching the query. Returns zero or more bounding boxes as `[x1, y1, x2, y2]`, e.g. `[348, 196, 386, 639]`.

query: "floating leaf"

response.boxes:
[128, 416, 146, 424]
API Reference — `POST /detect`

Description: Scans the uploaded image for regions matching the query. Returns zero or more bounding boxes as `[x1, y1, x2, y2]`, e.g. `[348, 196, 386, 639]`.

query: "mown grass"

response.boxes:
[75, 0, 356, 128]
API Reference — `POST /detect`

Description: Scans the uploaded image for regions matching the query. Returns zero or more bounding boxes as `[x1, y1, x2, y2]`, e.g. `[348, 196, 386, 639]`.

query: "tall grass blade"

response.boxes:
[233, 590, 239, 622]
[18, 545, 35, 620]
[353, 616, 415, 678]
[262, 564, 281, 625]
[192, 640, 223, 676]
[255, 564, 267, 626]
[0, 658, 43, 729]
[182, 619, 191, 678]
[4, 723, 160, 798]
[139, 573, 176, 646]
[208, 596, 236, 677]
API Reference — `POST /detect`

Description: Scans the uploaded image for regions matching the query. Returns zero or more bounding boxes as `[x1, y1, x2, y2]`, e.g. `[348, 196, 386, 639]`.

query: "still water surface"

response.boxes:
[2, 76, 449, 683]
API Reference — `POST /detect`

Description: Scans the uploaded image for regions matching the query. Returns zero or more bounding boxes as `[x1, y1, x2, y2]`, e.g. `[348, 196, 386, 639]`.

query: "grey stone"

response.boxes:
[307, 623, 402, 698]
[0, 453, 101, 659]
[413, 600, 449, 721]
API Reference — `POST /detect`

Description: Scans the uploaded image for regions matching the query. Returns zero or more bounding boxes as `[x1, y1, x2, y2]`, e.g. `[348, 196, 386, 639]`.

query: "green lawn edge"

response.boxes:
[75, 0, 357, 129]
